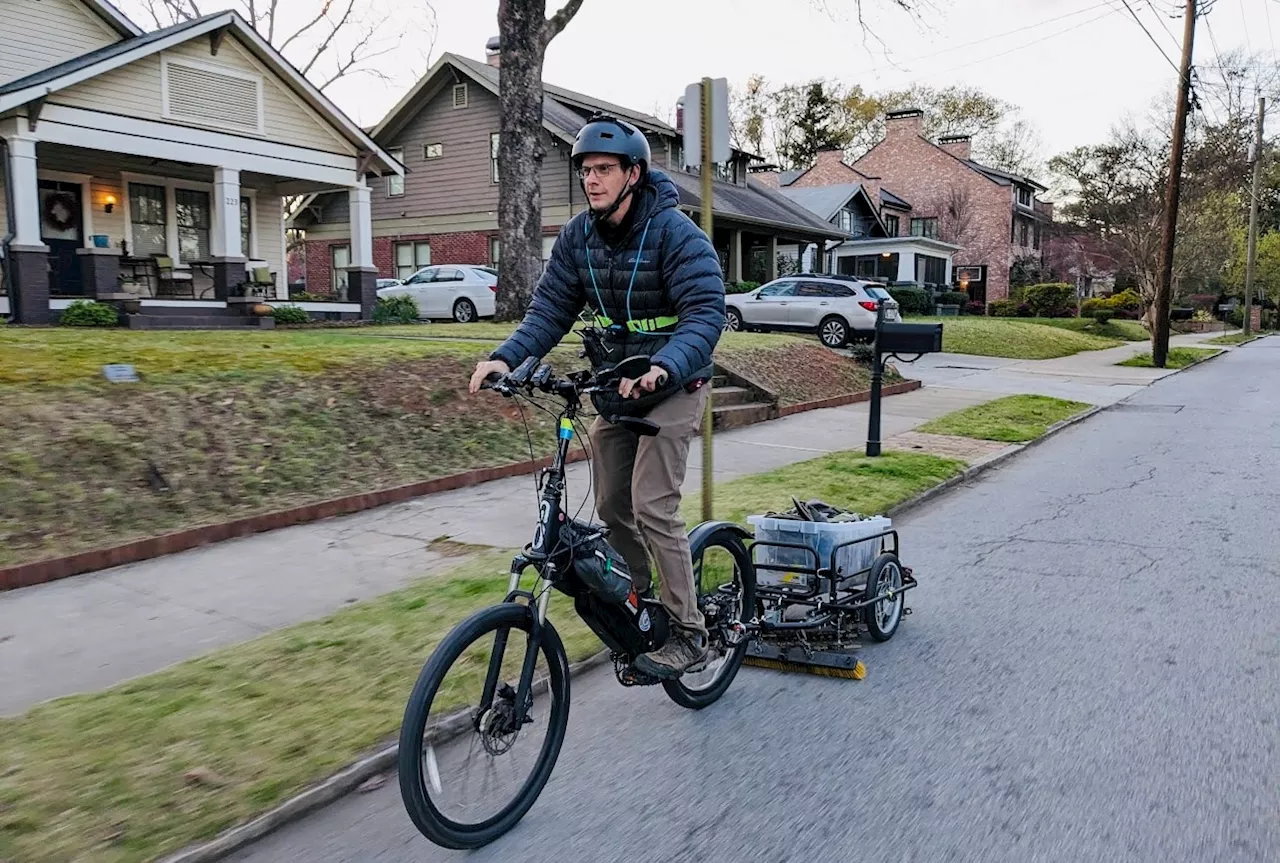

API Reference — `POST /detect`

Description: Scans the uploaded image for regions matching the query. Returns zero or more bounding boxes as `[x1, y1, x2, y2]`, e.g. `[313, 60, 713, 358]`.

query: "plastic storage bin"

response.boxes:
[748, 514, 892, 592]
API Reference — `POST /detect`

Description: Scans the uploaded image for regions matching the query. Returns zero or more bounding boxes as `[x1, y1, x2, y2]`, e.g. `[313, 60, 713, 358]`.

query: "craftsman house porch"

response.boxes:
[0, 6, 401, 325]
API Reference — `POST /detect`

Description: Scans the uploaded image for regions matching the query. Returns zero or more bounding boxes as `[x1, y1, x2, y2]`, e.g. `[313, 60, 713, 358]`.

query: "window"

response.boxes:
[395, 241, 430, 280]
[883, 214, 899, 236]
[839, 253, 898, 281]
[797, 282, 833, 297]
[865, 286, 893, 300]
[712, 160, 739, 184]
[174, 188, 210, 262]
[910, 218, 939, 239]
[838, 209, 854, 233]
[489, 236, 500, 266]
[331, 244, 351, 298]
[490, 133, 500, 184]
[240, 197, 252, 258]
[128, 183, 167, 256]
[388, 148, 405, 197]
[758, 281, 797, 298]
[404, 266, 436, 284]
[915, 253, 947, 287]
[424, 143, 443, 160]
[453, 83, 468, 108]
[1017, 187, 1032, 207]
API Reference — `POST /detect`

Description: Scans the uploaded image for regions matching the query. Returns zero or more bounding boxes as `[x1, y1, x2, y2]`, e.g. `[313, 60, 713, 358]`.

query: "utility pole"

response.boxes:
[1244, 95, 1265, 336]
[1152, 0, 1197, 368]
[699, 77, 715, 522]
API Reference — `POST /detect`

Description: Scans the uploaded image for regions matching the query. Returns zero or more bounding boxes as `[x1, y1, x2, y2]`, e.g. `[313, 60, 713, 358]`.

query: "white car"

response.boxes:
[376, 265, 498, 323]
[724, 274, 901, 348]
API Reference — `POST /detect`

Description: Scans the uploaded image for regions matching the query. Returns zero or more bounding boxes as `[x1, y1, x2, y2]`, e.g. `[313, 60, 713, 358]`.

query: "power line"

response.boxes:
[1145, 0, 1182, 49]
[893, 1, 1115, 66]
[1115, 0, 1183, 73]
[923, 9, 1116, 78]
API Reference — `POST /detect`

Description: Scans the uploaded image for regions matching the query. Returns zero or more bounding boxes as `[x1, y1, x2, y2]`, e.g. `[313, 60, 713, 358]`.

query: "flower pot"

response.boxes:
[252, 303, 273, 317]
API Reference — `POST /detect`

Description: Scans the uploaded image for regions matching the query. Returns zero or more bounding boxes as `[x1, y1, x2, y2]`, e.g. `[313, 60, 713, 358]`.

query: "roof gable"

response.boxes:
[0, 10, 399, 174]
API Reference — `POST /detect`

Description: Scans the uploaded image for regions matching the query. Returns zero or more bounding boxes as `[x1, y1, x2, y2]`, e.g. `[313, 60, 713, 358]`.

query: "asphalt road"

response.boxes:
[231, 338, 1280, 863]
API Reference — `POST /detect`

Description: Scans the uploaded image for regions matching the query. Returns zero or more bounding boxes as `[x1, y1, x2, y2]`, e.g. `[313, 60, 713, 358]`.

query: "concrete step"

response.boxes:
[134, 305, 246, 318]
[711, 386, 757, 408]
[712, 402, 773, 431]
[711, 375, 729, 389]
[126, 314, 275, 330]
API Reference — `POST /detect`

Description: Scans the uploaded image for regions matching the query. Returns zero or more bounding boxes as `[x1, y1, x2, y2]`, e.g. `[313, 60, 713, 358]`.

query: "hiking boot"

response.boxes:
[634, 628, 708, 680]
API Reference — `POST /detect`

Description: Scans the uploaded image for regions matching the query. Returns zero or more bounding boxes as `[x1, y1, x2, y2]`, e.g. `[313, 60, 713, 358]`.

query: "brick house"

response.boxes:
[291, 43, 844, 298]
[769, 109, 1054, 304]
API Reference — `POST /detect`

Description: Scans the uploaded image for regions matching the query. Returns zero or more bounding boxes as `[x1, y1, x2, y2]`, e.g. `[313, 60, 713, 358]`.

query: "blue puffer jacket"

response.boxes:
[491, 169, 725, 418]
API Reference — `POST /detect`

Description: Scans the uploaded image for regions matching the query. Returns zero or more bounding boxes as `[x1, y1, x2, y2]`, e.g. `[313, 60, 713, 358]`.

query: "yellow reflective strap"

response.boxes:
[626, 316, 679, 333]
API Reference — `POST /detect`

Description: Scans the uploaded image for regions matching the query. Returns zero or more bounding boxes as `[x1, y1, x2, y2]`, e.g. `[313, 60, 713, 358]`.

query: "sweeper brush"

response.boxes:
[743, 640, 868, 679]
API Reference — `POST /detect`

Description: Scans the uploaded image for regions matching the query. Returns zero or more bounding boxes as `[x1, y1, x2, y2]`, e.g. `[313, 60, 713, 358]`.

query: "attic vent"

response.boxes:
[163, 57, 263, 134]
[453, 83, 469, 109]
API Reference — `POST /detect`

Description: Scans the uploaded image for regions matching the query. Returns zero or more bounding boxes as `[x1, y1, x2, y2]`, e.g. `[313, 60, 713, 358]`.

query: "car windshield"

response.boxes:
[865, 287, 893, 300]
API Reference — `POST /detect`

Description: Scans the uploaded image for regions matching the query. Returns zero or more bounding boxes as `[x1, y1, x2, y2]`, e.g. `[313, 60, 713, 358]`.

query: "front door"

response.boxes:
[38, 180, 85, 296]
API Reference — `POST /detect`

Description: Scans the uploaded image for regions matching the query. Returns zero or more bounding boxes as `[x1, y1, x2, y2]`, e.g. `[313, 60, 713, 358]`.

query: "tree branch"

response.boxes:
[543, 0, 586, 47]
[279, 0, 339, 57]
[299, 0, 355, 77]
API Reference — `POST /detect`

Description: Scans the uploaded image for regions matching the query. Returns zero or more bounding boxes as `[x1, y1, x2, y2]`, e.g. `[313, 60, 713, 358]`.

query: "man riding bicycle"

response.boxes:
[469, 113, 726, 680]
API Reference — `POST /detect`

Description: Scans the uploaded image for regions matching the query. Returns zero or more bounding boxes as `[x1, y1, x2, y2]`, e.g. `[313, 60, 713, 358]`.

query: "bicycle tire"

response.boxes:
[663, 526, 756, 710]
[398, 602, 571, 850]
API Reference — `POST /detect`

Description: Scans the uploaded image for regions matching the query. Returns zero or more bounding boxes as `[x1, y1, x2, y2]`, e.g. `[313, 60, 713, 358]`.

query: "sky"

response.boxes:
[122, 0, 1277, 170]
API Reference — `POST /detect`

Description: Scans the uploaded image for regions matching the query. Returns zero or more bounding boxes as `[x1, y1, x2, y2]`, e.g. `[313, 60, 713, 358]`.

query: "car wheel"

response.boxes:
[725, 308, 743, 332]
[819, 316, 849, 348]
[453, 298, 477, 324]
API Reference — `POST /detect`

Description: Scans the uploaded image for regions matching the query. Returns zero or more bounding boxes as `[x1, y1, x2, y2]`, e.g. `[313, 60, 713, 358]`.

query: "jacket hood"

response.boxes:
[630, 168, 681, 223]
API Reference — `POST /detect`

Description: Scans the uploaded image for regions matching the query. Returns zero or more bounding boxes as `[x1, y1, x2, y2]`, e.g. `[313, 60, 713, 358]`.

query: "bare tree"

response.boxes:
[136, 0, 438, 94]
[933, 182, 1006, 275]
[493, 0, 585, 321]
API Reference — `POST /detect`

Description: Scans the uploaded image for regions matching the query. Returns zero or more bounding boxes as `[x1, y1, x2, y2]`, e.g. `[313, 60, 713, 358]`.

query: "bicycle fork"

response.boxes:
[477, 559, 554, 731]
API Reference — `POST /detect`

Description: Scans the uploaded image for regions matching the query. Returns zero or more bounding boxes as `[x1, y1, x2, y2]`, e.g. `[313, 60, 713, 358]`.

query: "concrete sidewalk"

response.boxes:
[886, 331, 1229, 405]
[0, 385, 990, 716]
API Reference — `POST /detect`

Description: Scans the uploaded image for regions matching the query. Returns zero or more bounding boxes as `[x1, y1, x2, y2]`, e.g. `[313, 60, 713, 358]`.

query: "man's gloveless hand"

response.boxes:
[619, 366, 668, 400]
[469, 360, 510, 394]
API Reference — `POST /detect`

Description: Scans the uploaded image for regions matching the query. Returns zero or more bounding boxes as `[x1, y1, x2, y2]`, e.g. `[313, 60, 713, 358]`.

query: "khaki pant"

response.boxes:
[588, 385, 708, 638]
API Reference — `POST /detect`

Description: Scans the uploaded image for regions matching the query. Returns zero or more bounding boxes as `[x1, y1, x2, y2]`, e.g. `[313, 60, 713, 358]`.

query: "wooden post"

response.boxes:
[700, 77, 715, 522]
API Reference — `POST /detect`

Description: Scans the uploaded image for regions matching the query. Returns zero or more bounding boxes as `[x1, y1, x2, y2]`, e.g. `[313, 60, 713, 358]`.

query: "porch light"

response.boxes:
[880, 252, 891, 258]
[104, 194, 117, 214]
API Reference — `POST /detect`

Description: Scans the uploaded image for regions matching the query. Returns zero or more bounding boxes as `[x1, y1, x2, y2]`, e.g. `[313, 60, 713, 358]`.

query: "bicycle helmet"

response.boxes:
[572, 113, 651, 222]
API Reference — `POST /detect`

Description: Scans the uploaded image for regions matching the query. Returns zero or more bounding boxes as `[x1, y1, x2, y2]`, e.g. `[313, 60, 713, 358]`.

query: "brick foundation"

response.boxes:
[8, 245, 51, 324]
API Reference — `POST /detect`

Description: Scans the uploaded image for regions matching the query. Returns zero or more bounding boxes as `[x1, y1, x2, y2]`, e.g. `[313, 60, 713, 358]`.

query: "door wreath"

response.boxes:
[43, 191, 79, 232]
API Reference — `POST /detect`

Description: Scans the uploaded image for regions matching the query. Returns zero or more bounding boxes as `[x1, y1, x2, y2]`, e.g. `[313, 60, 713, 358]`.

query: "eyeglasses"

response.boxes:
[577, 163, 621, 180]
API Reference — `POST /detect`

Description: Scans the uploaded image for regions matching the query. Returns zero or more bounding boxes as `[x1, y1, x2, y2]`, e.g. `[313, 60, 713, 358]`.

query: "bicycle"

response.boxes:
[397, 350, 756, 850]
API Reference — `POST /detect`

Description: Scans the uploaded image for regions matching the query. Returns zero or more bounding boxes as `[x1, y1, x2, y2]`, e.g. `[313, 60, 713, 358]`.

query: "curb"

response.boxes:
[2, 381, 921, 593]
[155, 649, 614, 863]
[883, 404, 1106, 520]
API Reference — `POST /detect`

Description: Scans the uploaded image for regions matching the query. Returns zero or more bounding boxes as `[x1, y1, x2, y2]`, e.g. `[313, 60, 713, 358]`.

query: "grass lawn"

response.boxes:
[0, 325, 886, 569]
[1117, 347, 1221, 368]
[907, 317, 1122, 359]
[1027, 317, 1149, 342]
[1203, 332, 1258, 346]
[917, 394, 1092, 443]
[0, 449, 964, 863]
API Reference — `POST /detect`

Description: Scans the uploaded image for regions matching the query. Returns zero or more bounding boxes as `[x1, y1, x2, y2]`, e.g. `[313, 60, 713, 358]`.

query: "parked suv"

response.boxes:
[724, 274, 901, 347]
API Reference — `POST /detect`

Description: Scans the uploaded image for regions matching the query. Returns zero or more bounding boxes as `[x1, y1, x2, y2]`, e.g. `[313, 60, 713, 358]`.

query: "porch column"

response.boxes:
[814, 240, 827, 274]
[210, 167, 244, 301]
[4, 125, 51, 323]
[767, 235, 778, 281]
[347, 183, 377, 318]
[727, 229, 743, 284]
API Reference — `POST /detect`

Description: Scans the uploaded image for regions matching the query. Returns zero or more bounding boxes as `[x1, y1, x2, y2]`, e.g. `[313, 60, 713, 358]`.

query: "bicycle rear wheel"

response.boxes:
[398, 603, 570, 850]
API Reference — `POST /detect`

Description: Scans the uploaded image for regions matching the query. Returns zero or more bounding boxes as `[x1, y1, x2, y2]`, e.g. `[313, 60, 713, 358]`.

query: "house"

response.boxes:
[0, 0, 401, 325]
[775, 180, 961, 288]
[1045, 223, 1120, 298]
[770, 109, 1054, 304]
[291, 42, 846, 296]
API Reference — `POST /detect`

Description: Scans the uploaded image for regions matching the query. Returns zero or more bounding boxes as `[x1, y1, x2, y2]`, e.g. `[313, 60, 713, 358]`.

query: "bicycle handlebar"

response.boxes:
[481, 354, 664, 402]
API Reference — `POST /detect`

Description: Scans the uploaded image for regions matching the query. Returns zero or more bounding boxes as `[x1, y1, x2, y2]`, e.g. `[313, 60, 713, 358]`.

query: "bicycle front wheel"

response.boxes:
[398, 603, 571, 850]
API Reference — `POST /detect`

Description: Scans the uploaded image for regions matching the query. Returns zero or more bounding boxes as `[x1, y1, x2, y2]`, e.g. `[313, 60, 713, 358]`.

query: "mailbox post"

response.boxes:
[866, 306, 944, 457]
